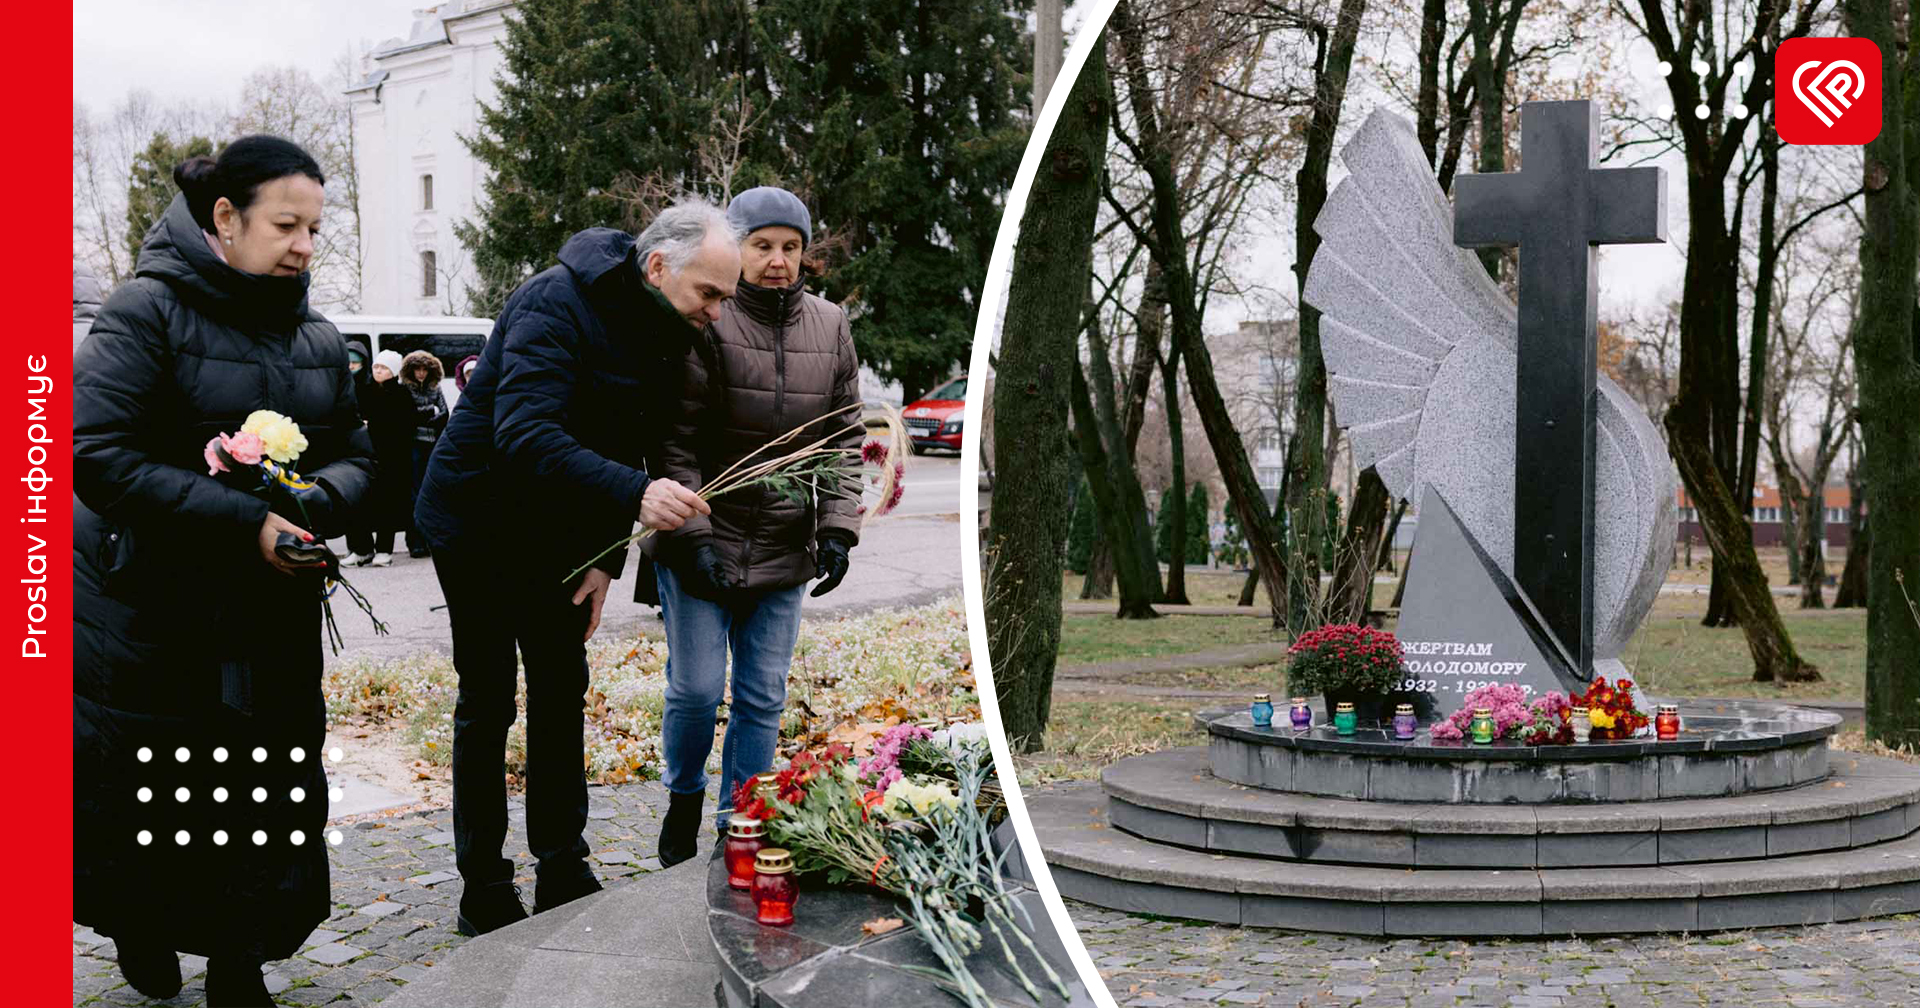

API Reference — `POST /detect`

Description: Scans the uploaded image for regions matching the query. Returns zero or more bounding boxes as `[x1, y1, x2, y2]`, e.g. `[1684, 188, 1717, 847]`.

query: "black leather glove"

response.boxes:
[810, 533, 852, 597]
[691, 542, 742, 596]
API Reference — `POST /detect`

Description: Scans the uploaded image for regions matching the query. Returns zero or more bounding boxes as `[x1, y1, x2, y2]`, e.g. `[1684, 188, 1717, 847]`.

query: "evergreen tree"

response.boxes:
[1066, 475, 1096, 574]
[1186, 482, 1210, 567]
[1154, 485, 1176, 564]
[126, 132, 216, 264]
[1217, 506, 1248, 569]
[754, 0, 1031, 402]
[458, 0, 778, 315]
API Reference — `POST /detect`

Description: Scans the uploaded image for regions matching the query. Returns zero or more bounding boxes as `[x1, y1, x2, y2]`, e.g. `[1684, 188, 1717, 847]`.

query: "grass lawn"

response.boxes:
[1057, 612, 1280, 667]
[1622, 594, 1865, 701]
[1015, 700, 1207, 782]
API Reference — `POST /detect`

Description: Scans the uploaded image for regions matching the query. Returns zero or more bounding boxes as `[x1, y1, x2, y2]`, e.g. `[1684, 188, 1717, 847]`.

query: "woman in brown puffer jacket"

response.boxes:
[652, 186, 862, 863]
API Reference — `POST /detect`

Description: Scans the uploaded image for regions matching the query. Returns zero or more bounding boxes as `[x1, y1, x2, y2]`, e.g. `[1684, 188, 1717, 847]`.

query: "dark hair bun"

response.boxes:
[172, 155, 217, 193]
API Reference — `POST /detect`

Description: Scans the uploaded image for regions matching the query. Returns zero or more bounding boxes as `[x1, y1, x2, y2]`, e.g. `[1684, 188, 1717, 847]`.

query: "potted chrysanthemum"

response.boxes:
[1283, 623, 1406, 726]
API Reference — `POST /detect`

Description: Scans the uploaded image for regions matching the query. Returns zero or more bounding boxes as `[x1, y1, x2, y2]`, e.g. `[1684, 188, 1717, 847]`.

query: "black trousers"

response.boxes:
[434, 546, 592, 886]
[345, 523, 394, 556]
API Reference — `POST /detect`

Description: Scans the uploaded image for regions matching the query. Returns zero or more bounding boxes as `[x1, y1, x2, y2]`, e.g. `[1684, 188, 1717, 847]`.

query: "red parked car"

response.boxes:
[902, 375, 966, 454]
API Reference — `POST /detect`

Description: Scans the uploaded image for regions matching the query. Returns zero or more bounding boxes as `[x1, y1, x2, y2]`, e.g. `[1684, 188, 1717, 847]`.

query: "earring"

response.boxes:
[223, 236, 232, 245]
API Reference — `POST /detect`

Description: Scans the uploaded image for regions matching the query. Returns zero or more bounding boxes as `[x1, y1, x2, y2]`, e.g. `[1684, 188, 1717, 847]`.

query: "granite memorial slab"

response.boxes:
[1303, 102, 1675, 701]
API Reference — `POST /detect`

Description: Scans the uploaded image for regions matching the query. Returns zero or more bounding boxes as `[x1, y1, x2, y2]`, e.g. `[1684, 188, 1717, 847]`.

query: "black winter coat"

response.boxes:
[72, 193, 374, 959]
[415, 227, 696, 585]
[361, 378, 417, 530]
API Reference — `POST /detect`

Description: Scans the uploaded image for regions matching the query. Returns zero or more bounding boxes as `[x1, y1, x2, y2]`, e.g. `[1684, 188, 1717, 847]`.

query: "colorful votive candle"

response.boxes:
[1570, 705, 1592, 743]
[724, 817, 767, 891]
[1656, 704, 1681, 741]
[1251, 693, 1274, 728]
[1392, 703, 1417, 740]
[1333, 702, 1357, 736]
[751, 848, 798, 926]
[1289, 698, 1312, 731]
[1469, 707, 1496, 744]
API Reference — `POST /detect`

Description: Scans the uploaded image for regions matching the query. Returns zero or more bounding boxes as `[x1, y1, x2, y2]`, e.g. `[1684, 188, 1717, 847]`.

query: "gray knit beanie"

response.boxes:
[726, 187, 811, 248]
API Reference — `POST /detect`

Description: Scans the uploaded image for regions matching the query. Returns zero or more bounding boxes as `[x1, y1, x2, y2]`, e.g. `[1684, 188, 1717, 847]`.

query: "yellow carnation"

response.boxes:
[1587, 708, 1616, 730]
[254, 416, 308, 464]
[883, 778, 959, 818]
[241, 409, 287, 435]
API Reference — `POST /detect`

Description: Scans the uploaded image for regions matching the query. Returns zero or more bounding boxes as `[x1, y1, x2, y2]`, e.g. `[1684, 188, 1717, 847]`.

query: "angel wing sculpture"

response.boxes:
[1302, 107, 1673, 685]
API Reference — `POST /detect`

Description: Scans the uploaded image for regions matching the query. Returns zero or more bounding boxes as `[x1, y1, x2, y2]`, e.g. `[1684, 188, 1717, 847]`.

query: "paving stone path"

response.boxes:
[73, 780, 708, 1007]
[1071, 902, 1920, 1007]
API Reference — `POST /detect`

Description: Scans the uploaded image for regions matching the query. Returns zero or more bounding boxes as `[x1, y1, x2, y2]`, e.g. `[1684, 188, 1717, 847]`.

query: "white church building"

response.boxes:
[347, 2, 513, 318]
[345, 2, 906, 405]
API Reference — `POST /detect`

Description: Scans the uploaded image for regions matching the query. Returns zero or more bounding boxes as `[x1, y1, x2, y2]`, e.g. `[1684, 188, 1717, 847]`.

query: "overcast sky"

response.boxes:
[72, 0, 419, 112]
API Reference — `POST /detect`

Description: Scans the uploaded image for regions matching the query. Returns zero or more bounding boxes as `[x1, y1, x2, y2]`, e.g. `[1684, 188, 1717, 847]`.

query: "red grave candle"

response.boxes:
[752, 848, 798, 926]
[724, 817, 767, 890]
[1655, 704, 1681, 741]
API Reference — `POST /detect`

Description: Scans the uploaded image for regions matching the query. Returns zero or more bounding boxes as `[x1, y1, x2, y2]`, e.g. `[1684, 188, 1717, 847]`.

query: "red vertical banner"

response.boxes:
[19, 4, 75, 1002]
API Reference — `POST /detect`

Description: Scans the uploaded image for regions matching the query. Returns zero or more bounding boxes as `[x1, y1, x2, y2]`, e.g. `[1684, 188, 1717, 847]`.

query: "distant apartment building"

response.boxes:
[1675, 485, 1858, 548]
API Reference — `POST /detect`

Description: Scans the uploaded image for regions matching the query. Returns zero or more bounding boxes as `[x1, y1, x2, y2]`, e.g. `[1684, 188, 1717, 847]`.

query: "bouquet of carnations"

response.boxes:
[205, 410, 388, 651]
[1574, 676, 1651, 740]
[566, 401, 909, 582]
[1429, 684, 1575, 744]
[742, 733, 1067, 1007]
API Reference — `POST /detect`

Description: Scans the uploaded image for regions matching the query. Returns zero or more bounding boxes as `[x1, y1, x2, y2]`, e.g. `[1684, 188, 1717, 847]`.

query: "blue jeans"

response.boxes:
[655, 563, 807, 826]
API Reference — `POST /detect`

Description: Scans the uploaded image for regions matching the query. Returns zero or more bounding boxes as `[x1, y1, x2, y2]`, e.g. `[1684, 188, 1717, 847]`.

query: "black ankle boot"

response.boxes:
[533, 859, 603, 914]
[113, 938, 181, 999]
[204, 955, 270, 1007]
[456, 880, 530, 936]
[657, 789, 705, 867]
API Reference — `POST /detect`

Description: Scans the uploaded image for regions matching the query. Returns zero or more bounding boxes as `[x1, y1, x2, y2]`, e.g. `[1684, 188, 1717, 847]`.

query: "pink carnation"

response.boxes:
[204, 430, 265, 475]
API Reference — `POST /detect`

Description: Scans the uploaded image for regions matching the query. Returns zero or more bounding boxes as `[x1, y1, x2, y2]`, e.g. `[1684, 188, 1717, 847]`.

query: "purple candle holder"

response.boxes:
[1288, 697, 1312, 731]
[1392, 703, 1417, 740]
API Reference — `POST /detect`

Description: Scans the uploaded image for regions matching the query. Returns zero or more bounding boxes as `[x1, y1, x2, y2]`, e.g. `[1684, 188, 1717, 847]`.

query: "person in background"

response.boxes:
[652, 186, 862, 866]
[454, 353, 480, 393]
[73, 134, 372, 1008]
[346, 349, 415, 567]
[399, 350, 449, 558]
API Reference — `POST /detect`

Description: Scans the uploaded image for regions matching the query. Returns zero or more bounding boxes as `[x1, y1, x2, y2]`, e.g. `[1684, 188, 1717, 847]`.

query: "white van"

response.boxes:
[329, 314, 494, 408]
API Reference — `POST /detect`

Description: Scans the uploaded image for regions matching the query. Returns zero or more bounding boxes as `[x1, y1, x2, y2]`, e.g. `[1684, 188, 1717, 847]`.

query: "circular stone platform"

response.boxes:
[1030, 749, 1920, 937]
[1203, 699, 1843, 803]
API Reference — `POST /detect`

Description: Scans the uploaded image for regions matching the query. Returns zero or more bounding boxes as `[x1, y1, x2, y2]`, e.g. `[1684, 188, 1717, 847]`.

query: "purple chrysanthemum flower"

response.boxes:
[862, 440, 889, 465]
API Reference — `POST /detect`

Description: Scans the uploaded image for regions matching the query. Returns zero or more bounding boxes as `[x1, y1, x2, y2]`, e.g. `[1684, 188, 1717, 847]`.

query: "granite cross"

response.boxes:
[1451, 100, 1666, 678]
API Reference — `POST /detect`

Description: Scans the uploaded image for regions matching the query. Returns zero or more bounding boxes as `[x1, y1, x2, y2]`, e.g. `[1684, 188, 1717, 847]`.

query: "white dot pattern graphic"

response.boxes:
[136, 787, 152, 803]
[136, 830, 152, 846]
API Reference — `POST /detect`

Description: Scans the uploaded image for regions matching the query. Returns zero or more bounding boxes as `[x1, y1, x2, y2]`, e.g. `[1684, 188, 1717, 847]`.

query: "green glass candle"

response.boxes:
[1333, 701, 1357, 736]
[1469, 707, 1495, 744]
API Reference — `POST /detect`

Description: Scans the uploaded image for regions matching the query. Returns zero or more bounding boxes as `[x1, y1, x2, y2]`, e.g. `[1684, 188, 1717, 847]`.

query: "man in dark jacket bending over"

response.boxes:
[414, 201, 736, 935]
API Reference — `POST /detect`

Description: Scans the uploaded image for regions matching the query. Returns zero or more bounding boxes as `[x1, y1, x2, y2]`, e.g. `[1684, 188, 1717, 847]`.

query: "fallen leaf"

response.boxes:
[862, 917, 905, 936]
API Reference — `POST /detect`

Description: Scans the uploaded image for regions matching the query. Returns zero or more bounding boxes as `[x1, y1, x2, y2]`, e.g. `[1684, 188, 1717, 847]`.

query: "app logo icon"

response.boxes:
[1776, 38, 1882, 145]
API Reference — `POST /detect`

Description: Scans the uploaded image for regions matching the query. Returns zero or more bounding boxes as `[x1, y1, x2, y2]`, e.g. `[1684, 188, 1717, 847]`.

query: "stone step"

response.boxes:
[1029, 782, 1920, 937]
[1105, 747, 1920, 869]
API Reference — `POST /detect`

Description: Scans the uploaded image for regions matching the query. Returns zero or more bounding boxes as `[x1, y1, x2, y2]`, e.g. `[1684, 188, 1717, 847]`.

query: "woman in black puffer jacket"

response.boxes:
[72, 135, 373, 1007]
